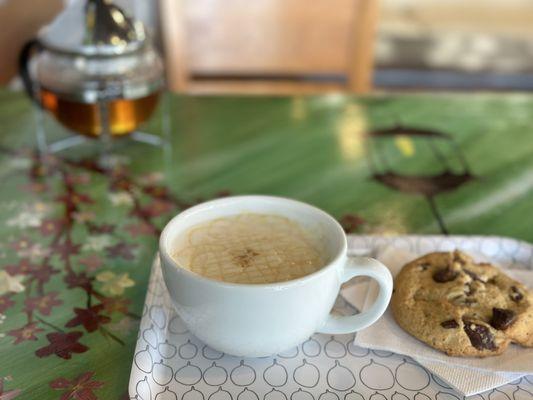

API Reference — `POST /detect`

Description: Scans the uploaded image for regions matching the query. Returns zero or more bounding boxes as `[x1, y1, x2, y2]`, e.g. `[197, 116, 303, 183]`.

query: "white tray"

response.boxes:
[129, 235, 533, 400]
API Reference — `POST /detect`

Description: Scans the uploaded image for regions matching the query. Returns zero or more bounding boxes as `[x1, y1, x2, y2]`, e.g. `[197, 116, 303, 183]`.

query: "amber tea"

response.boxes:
[40, 88, 159, 137]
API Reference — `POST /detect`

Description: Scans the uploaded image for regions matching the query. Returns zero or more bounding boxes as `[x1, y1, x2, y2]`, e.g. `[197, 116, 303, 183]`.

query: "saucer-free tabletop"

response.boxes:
[0, 90, 532, 398]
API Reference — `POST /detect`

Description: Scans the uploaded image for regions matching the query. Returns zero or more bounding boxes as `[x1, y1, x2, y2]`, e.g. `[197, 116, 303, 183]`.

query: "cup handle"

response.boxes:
[317, 256, 393, 334]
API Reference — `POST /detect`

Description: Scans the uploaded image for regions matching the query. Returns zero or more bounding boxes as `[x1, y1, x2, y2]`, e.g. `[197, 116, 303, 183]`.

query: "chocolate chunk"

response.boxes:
[510, 286, 523, 303]
[490, 308, 516, 330]
[463, 321, 496, 350]
[440, 319, 459, 329]
[433, 268, 459, 283]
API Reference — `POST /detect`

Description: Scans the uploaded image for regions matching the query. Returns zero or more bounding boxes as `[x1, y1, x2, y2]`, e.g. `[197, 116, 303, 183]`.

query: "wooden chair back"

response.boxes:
[160, 0, 379, 94]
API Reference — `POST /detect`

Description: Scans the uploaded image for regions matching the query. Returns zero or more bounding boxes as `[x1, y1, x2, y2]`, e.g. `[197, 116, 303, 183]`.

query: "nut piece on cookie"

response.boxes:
[391, 250, 533, 357]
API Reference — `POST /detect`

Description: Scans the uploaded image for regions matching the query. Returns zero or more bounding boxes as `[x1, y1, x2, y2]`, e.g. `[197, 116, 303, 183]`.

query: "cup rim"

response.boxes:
[159, 195, 347, 289]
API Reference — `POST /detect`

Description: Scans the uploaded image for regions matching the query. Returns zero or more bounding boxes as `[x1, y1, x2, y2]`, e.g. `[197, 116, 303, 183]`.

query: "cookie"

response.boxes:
[391, 250, 533, 357]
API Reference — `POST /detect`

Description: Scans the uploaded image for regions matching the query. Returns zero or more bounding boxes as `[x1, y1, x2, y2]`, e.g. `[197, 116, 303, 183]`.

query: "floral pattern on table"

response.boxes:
[0, 149, 236, 398]
[0, 147, 367, 398]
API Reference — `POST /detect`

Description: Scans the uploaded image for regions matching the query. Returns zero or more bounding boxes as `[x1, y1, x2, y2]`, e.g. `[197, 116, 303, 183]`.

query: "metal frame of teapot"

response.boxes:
[18, 0, 167, 157]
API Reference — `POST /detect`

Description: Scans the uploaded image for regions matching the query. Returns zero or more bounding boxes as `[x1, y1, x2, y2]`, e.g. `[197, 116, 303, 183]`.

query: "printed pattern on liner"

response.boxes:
[129, 235, 533, 400]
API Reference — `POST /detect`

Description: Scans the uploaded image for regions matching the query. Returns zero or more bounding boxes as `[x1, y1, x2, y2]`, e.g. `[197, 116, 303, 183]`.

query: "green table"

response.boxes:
[0, 91, 532, 399]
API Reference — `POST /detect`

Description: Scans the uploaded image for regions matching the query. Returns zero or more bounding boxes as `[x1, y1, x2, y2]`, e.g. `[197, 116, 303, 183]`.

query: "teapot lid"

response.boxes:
[39, 0, 146, 57]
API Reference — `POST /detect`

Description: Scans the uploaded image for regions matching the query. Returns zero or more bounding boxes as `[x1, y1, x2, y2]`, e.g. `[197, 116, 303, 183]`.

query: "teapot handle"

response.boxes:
[18, 39, 43, 107]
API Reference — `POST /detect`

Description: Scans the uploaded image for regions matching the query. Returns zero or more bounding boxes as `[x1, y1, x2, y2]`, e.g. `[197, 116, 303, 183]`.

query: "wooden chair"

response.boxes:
[159, 0, 379, 94]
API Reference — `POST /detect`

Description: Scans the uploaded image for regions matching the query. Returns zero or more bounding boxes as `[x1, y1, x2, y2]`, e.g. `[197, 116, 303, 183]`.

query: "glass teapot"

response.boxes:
[19, 0, 164, 138]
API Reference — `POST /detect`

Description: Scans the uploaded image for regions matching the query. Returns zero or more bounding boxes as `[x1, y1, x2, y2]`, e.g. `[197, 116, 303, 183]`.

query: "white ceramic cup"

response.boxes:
[160, 195, 392, 357]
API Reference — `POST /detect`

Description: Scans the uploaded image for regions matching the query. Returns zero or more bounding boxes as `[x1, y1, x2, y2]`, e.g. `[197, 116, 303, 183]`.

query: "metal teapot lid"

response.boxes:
[39, 0, 146, 57]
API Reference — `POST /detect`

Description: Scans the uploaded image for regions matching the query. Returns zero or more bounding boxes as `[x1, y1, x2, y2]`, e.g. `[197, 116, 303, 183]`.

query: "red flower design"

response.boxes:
[56, 192, 94, 206]
[50, 371, 103, 400]
[5, 259, 36, 275]
[78, 254, 103, 272]
[215, 190, 231, 198]
[51, 241, 81, 260]
[64, 271, 93, 291]
[8, 322, 44, 344]
[21, 182, 49, 193]
[105, 242, 137, 260]
[74, 159, 103, 174]
[9, 237, 32, 252]
[30, 163, 54, 180]
[56, 191, 93, 215]
[123, 222, 156, 237]
[142, 185, 171, 199]
[339, 213, 365, 233]
[109, 168, 132, 191]
[24, 292, 62, 315]
[39, 219, 64, 236]
[64, 173, 91, 185]
[0, 295, 15, 313]
[65, 305, 111, 333]
[29, 264, 59, 284]
[35, 331, 88, 359]
[137, 199, 174, 218]
[86, 222, 115, 234]
[29, 154, 60, 179]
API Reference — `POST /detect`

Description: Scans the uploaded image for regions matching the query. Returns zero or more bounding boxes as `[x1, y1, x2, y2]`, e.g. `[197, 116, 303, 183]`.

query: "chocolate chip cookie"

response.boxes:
[391, 250, 533, 357]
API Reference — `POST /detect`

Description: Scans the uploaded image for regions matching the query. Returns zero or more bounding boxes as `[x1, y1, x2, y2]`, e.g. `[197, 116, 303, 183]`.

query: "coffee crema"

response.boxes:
[171, 213, 325, 284]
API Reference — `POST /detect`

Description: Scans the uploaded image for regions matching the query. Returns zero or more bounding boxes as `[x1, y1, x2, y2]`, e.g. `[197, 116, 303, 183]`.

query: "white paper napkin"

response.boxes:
[341, 246, 533, 396]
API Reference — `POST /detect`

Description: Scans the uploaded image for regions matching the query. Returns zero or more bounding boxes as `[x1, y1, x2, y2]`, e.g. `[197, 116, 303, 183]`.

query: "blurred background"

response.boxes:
[1, 0, 533, 93]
